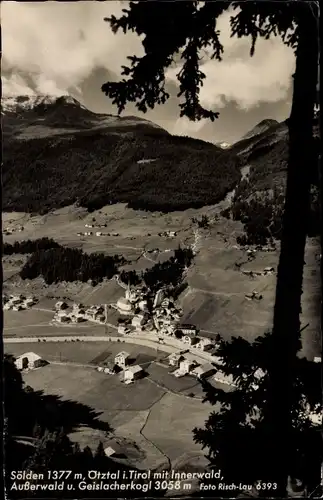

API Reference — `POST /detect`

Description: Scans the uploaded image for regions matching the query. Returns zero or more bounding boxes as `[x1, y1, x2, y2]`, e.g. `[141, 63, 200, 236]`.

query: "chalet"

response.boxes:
[192, 363, 215, 379]
[57, 314, 71, 323]
[55, 301, 68, 310]
[15, 352, 45, 371]
[25, 298, 35, 307]
[212, 355, 225, 366]
[264, 267, 275, 273]
[132, 314, 146, 329]
[195, 338, 213, 351]
[168, 352, 185, 367]
[102, 362, 121, 375]
[115, 351, 130, 367]
[71, 316, 85, 323]
[182, 335, 199, 346]
[13, 305, 23, 311]
[213, 371, 237, 387]
[254, 368, 266, 380]
[11, 297, 22, 305]
[178, 358, 197, 375]
[178, 324, 197, 336]
[124, 365, 144, 383]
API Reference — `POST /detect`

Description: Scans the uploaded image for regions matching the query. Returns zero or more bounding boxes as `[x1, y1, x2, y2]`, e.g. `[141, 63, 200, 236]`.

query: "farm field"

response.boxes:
[3, 319, 110, 338]
[4, 309, 54, 326]
[15, 358, 212, 470]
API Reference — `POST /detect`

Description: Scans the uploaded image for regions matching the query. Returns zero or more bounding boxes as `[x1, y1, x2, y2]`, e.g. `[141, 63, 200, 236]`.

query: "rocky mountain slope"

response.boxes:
[241, 118, 279, 141]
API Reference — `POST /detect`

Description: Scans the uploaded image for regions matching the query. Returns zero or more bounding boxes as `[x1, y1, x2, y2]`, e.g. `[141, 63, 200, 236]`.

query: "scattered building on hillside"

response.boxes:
[192, 363, 215, 380]
[194, 338, 213, 351]
[168, 352, 185, 368]
[245, 291, 263, 301]
[254, 368, 266, 380]
[118, 325, 131, 335]
[13, 305, 23, 311]
[178, 358, 198, 375]
[182, 335, 199, 347]
[314, 356, 321, 363]
[115, 351, 130, 368]
[24, 298, 35, 307]
[96, 232, 102, 237]
[264, 267, 275, 274]
[101, 362, 122, 375]
[15, 352, 45, 371]
[71, 315, 85, 323]
[124, 365, 144, 383]
[57, 314, 71, 323]
[213, 371, 237, 387]
[55, 301, 68, 311]
[11, 296, 22, 305]
[73, 303, 85, 312]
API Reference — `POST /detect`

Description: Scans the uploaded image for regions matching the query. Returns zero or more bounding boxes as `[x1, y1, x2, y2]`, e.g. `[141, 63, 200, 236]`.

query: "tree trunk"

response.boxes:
[268, 4, 319, 496]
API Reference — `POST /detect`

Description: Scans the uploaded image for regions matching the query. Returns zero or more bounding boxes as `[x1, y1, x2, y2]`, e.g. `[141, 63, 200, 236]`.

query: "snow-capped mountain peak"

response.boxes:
[217, 141, 231, 149]
[1, 94, 84, 114]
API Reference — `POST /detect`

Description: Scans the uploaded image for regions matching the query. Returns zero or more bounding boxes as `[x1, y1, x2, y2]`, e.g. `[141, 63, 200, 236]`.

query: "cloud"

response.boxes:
[166, 9, 295, 111]
[1, 1, 143, 96]
[2, 74, 36, 96]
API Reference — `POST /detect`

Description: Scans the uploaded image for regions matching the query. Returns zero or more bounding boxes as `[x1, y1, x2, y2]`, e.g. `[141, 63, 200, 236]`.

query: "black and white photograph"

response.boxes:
[2, 1, 322, 498]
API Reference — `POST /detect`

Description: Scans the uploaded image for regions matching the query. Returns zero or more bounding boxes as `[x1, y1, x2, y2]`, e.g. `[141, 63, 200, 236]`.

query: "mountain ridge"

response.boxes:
[2, 94, 295, 217]
[3, 94, 243, 214]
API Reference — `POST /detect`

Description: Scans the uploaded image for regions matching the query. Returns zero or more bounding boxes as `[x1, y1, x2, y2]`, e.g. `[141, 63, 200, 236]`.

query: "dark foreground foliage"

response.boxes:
[193, 333, 322, 497]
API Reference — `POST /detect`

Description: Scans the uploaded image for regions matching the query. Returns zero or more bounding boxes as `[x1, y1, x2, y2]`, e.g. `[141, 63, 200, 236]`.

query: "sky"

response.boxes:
[1, 1, 296, 143]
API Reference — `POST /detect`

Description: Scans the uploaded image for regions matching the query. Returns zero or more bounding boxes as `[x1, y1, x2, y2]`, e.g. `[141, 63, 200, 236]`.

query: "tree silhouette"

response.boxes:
[193, 333, 322, 497]
[101, 2, 320, 495]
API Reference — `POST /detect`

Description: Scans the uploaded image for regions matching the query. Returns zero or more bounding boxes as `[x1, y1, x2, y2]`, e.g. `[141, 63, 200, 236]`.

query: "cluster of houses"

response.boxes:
[158, 231, 177, 238]
[76, 224, 120, 238]
[77, 231, 120, 237]
[115, 284, 223, 355]
[152, 290, 182, 336]
[54, 301, 106, 324]
[242, 266, 275, 278]
[97, 350, 144, 385]
[166, 350, 246, 387]
[3, 294, 37, 311]
[3, 225, 24, 235]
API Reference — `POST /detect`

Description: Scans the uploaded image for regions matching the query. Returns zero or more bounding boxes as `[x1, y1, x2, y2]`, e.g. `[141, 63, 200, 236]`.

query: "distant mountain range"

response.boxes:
[2, 94, 292, 214]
